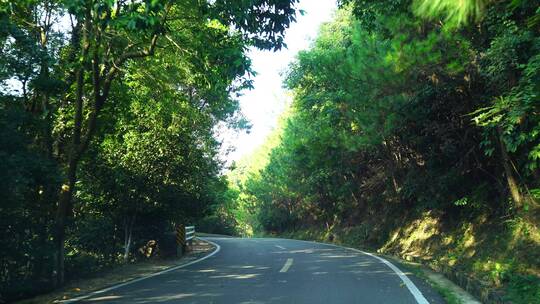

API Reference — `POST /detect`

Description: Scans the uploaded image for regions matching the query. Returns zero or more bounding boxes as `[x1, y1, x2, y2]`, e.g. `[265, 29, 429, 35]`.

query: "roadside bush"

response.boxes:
[197, 214, 238, 236]
[505, 274, 540, 304]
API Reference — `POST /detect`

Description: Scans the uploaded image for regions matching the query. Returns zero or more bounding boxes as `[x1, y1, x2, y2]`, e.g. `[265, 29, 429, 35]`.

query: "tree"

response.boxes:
[2, 0, 301, 292]
[240, 0, 539, 238]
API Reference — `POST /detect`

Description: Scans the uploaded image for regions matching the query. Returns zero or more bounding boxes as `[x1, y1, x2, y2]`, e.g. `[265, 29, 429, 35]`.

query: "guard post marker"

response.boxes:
[176, 225, 186, 256]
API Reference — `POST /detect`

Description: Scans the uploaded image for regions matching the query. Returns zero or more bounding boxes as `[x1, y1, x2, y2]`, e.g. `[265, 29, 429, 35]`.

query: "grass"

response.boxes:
[408, 264, 463, 304]
[431, 282, 464, 304]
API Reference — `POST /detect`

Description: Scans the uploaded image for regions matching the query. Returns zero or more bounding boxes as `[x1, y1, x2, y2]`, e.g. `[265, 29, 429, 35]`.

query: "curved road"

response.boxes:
[75, 237, 446, 303]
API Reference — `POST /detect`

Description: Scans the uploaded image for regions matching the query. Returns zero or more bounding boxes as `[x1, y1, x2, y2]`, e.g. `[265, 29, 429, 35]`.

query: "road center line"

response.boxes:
[279, 258, 293, 273]
[275, 245, 286, 250]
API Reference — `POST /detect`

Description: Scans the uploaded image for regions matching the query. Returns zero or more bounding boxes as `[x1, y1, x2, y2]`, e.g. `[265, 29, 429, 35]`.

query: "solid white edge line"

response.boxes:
[279, 258, 293, 273]
[59, 237, 221, 303]
[350, 248, 430, 304]
[273, 238, 430, 304]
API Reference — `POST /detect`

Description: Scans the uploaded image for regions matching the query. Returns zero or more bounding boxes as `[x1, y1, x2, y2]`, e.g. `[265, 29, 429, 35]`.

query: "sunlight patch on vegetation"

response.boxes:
[413, 0, 487, 27]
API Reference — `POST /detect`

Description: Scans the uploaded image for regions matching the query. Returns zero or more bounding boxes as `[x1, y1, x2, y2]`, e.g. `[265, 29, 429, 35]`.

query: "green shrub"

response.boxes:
[505, 274, 540, 304]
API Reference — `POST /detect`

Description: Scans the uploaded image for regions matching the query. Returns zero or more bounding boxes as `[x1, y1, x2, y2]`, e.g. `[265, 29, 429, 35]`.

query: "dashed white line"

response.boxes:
[275, 245, 286, 250]
[279, 258, 293, 273]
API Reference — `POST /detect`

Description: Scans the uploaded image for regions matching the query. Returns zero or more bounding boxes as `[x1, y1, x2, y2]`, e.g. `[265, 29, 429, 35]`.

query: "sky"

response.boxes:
[220, 0, 337, 164]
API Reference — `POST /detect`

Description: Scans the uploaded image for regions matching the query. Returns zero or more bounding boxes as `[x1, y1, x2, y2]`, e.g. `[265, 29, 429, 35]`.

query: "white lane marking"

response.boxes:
[354, 250, 430, 304]
[60, 238, 221, 303]
[279, 258, 293, 273]
[286, 239, 430, 304]
[275, 245, 286, 250]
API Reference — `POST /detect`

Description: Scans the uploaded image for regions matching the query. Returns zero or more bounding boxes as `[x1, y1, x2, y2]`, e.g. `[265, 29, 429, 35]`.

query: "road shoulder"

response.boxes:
[15, 238, 216, 304]
[383, 255, 481, 304]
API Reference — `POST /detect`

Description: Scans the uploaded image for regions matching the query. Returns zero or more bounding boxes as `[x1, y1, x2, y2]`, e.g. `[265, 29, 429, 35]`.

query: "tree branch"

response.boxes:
[77, 2, 172, 156]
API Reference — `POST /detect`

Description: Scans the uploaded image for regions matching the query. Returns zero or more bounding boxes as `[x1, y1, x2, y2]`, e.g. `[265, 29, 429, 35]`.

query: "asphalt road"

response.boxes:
[75, 237, 446, 303]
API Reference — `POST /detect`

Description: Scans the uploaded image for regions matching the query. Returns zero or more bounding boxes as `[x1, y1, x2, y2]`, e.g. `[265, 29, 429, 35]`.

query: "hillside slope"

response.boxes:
[231, 2, 540, 303]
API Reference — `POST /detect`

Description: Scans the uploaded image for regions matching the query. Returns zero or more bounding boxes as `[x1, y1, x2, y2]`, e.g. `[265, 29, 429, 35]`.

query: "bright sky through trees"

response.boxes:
[220, 0, 337, 164]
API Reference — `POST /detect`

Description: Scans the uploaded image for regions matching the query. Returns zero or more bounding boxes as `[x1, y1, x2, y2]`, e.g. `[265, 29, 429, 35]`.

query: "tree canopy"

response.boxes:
[232, 1, 539, 300]
[2, 0, 540, 302]
[0, 0, 299, 300]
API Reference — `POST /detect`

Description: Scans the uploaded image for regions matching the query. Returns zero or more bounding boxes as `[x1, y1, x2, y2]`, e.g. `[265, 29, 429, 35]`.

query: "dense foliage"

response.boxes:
[3, 0, 540, 301]
[234, 0, 539, 300]
[0, 0, 298, 301]
[245, 0, 539, 230]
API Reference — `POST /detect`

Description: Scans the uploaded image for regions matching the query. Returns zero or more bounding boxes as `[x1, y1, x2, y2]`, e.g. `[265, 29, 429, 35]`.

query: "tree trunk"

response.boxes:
[54, 155, 79, 286]
[51, 6, 164, 286]
[54, 41, 86, 285]
[497, 127, 522, 207]
[382, 137, 401, 195]
[123, 215, 136, 263]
